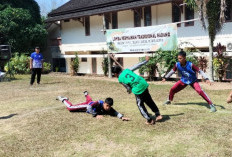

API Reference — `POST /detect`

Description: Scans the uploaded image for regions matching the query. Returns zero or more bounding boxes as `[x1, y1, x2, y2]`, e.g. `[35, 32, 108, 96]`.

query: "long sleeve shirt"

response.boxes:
[86, 100, 123, 119]
[164, 61, 209, 84]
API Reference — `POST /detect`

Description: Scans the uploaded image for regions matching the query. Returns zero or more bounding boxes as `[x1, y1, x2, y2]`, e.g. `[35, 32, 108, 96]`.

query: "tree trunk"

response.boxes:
[108, 54, 112, 78]
[208, 37, 214, 81]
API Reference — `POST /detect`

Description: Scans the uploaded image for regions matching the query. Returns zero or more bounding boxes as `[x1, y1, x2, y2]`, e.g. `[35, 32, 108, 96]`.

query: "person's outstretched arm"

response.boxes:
[128, 56, 149, 71]
[162, 64, 177, 81]
[109, 107, 130, 121]
[192, 64, 211, 85]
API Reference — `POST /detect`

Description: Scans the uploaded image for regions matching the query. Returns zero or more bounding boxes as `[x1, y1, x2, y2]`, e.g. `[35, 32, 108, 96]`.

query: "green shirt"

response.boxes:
[118, 69, 148, 95]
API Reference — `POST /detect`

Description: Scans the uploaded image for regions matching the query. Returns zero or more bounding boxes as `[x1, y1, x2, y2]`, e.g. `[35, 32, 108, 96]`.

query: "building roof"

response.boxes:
[46, 0, 172, 22]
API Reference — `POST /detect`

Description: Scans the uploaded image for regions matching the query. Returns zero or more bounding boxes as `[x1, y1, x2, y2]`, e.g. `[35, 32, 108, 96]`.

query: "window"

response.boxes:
[104, 13, 111, 29]
[112, 12, 118, 29]
[225, 0, 232, 22]
[134, 8, 142, 27]
[81, 58, 87, 62]
[185, 6, 194, 26]
[85, 16, 90, 36]
[144, 6, 152, 26]
[172, 2, 182, 27]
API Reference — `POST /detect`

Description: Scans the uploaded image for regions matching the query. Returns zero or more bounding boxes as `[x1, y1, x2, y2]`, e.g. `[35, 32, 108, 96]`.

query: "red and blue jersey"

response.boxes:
[176, 61, 197, 84]
[87, 100, 123, 118]
[165, 61, 209, 85]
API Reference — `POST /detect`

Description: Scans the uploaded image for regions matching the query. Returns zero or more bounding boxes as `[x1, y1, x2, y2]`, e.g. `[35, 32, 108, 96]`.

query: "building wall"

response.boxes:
[78, 58, 92, 74]
[152, 3, 172, 25]
[123, 57, 140, 74]
[61, 15, 106, 45]
[57, 2, 232, 76]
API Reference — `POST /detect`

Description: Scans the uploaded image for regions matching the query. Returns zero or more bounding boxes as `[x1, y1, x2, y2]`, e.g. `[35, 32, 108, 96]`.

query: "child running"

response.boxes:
[162, 50, 216, 112]
[112, 56, 162, 125]
[56, 91, 129, 120]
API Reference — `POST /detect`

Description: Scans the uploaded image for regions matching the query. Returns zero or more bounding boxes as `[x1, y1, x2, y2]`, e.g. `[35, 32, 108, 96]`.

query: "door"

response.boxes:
[92, 58, 97, 74]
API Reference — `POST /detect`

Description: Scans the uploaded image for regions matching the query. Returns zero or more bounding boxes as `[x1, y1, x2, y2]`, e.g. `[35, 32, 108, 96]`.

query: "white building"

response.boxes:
[46, 0, 232, 79]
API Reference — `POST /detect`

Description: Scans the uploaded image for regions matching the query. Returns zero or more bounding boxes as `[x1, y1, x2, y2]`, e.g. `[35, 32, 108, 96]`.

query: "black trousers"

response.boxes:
[30, 68, 42, 85]
[135, 88, 160, 121]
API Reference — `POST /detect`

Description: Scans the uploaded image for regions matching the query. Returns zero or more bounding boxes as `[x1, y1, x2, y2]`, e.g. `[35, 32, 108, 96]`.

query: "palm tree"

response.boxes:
[184, 0, 227, 81]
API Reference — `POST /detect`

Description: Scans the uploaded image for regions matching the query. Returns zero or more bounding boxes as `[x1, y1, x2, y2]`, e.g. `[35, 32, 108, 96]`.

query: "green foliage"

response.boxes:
[139, 49, 198, 80]
[42, 62, 51, 74]
[213, 43, 229, 81]
[4, 53, 30, 74]
[4, 53, 51, 75]
[139, 55, 161, 80]
[71, 53, 79, 75]
[0, 0, 41, 24]
[0, 3, 47, 53]
[101, 51, 108, 76]
[206, 0, 221, 43]
[198, 56, 208, 72]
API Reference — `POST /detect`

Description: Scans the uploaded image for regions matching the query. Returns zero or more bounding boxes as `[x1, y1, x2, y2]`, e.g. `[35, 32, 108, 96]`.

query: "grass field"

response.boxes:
[0, 74, 232, 157]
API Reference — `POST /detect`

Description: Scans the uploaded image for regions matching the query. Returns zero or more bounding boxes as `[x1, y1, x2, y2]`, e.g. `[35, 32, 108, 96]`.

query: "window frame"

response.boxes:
[184, 5, 194, 27]
[134, 8, 142, 27]
[112, 12, 118, 29]
[85, 16, 90, 36]
[144, 6, 152, 26]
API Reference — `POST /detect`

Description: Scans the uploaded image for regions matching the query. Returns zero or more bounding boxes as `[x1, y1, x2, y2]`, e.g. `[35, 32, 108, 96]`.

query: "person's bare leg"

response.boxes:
[227, 91, 232, 104]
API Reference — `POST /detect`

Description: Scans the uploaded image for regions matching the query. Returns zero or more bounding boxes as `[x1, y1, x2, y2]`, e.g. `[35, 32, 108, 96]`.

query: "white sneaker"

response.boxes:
[56, 96, 68, 102]
[163, 100, 171, 105]
[83, 91, 88, 96]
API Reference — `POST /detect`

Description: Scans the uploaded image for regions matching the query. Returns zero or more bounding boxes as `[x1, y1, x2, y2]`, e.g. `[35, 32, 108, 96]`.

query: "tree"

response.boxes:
[0, 4, 47, 53]
[184, 0, 227, 81]
[0, 0, 41, 24]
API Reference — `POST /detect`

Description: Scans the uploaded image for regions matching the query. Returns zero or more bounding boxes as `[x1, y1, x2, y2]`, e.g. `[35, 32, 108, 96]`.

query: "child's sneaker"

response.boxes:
[83, 91, 88, 96]
[210, 104, 217, 112]
[163, 100, 171, 105]
[56, 96, 68, 102]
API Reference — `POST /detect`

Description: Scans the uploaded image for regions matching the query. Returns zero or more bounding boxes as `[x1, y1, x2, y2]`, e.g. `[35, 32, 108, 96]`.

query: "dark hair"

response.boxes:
[178, 50, 186, 57]
[35, 46, 40, 49]
[105, 97, 114, 106]
[111, 65, 122, 74]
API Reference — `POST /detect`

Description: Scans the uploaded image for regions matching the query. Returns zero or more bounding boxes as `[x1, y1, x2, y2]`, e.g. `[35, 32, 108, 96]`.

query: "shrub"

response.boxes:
[42, 62, 51, 74]
[70, 52, 79, 75]
[213, 43, 229, 81]
[4, 53, 51, 75]
[4, 53, 30, 74]
[139, 49, 198, 80]
[101, 50, 108, 76]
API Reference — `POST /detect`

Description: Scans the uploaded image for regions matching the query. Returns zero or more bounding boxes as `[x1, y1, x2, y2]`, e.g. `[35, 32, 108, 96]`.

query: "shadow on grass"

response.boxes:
[174, 102, 225, 110]
[151, 113, 184, 122]
[42, 81, 63, 85]
[0, 113, 18, 120]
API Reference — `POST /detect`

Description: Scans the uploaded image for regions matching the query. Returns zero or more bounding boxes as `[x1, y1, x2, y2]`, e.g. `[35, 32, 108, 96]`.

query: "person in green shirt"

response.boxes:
[112, 56, 162, 125]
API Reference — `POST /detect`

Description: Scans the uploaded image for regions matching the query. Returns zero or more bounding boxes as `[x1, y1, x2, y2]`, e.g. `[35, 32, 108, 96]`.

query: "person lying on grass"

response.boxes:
[56, 91, 129, 121]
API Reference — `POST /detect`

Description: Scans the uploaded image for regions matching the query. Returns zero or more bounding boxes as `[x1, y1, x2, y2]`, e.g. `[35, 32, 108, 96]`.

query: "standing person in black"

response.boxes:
[30, 47, 43, 85]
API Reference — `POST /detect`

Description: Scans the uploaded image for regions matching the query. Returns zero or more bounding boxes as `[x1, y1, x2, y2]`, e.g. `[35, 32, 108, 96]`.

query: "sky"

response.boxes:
[35, 0, 70, 16]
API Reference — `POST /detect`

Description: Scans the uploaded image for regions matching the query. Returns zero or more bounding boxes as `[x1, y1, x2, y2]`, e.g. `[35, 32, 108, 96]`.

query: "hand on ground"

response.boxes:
[122, 117, 130, 121]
